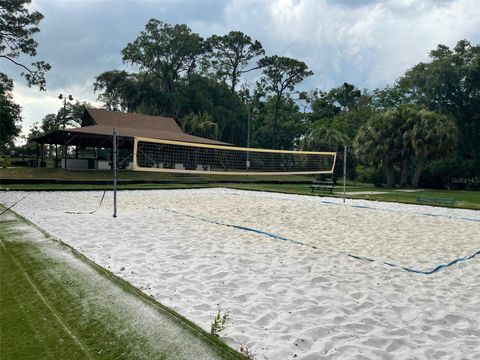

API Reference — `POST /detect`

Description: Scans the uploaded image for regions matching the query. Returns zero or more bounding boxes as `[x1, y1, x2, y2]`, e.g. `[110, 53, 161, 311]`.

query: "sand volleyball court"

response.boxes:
[1, 188, 479, 359]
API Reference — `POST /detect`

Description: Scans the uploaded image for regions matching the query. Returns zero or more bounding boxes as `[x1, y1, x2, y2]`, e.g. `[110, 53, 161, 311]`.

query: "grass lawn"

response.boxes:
[0, 167, 314, 183]
[1, 167, 479, 210]
[222, 183, 480, 210]
[0, 208, 246, 360]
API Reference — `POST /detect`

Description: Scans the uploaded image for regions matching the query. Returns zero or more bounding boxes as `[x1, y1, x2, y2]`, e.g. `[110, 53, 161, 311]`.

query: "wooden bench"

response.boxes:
[416, 197, 456, 206]
[310, 179, 335, 194]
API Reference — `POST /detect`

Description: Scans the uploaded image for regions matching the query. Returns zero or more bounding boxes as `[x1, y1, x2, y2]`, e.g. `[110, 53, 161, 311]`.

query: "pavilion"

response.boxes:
[33, 108, 226, 170]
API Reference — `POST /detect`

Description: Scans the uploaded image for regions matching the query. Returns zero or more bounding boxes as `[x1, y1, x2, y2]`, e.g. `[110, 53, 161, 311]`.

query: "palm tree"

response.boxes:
[354, 114, 397, 187]
[301, 123, 347, 152]
[384, 105, 420, 187]
[182, 112, 222, 140]
[410, 110, 458, 187]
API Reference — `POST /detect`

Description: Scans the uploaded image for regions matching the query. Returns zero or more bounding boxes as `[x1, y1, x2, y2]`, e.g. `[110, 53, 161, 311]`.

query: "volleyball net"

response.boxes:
[133, 137, 337, 175]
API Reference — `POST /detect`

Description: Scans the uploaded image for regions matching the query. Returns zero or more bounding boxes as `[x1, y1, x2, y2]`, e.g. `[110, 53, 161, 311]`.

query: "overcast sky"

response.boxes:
[5, 0, 480, 137]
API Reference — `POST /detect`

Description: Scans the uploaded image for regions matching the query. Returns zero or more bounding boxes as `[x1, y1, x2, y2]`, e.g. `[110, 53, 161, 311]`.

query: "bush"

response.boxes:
[0, 157, 11, 168]
[420, 157, 479, 190]
[355, 165, 385, 187]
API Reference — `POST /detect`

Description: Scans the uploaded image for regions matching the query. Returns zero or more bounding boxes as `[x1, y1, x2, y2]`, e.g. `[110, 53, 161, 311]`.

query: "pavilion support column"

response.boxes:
[41, 144, 44, 167]
[36, 143, 39, 167]
[55, 144, 59, 168]
[64, 145, 68, 169]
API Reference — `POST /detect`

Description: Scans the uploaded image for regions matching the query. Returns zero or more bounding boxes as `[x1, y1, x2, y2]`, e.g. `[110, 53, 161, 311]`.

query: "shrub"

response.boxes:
[210, 309, 229, 336]
[355, 165, 385, 187]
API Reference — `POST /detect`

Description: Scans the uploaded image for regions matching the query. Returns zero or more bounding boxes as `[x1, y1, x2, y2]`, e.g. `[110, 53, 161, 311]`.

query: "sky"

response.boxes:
[4, 0, 480, 139]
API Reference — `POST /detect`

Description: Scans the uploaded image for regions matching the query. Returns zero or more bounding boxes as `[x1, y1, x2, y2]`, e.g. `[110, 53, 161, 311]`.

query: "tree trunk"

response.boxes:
[400, 157, 409, 188]
[272, 95, 281, 148]
[411, 158, 424, 188]
[230, 70, 237, 93]
[382, 155, 396, 188]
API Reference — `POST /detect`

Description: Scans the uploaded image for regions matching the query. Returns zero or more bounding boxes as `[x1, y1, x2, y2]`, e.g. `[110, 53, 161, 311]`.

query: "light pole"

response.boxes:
[59, 94, 73, 168]
[343, 145, 347, 203]
[246, 105, 251, 169]
[58, 93, 73, 129]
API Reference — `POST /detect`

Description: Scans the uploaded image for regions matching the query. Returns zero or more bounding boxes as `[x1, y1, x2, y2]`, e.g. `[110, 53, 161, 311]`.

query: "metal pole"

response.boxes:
[63, 97, 66, 129]
[41, 144, 44, 167]
[246, 106, 251, 170]
[113, 128, 117, 218]
[36, 143, 39, 167]
[64, 145, 67, 169]
[343, 145, 347, 203]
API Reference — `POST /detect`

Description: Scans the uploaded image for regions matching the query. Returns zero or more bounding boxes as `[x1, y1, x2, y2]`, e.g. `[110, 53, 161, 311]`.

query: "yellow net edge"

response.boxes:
[132, 136, 337, 175]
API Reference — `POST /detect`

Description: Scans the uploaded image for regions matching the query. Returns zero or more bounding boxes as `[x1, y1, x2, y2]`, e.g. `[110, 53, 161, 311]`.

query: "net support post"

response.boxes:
[343, 145, 347, 203]
[113, 128, 117, 218]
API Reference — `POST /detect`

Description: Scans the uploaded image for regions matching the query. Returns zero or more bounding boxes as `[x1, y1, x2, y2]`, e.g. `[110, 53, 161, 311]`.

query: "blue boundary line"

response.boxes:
[164, 208, 479, 275]
[313, 199, 480, 223]
[317, 199, 480, 223]
[227, 190, 480, 223]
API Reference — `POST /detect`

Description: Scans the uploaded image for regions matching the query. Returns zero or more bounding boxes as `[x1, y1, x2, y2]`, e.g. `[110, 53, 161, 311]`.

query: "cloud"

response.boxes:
[12, 79, 101, 143]
[6, 0, 480, 134]
[222, 0, 480, 89]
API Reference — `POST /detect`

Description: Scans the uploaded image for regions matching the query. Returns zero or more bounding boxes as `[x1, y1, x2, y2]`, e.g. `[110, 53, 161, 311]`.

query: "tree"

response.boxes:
[40, 113, 60, 133]
[0, 73, 21, 152]
[354, 105, 459, 188]
[328, 82, 362, 112]
[308, 90, 342, 121]
[176, 75, 248, 145]
[258, 55, 313, 148]
[308, 83, 374, 142]
[122, 19, 204, 95]
[0, 0, 51, 90]
[380, 105, 420, 187]
[372, 85, 405, 110]
[354, 114, 397, 187]
[396, 40, 480, 173]
[251, 96, 305, 150]
[94, 70, 138, 112]
[206, 31, 264, 93]
[410, 110, 458, 187]
[301, 123, 347, 152]
[38, 100, 91, 135]
[181, 112, 221, 140]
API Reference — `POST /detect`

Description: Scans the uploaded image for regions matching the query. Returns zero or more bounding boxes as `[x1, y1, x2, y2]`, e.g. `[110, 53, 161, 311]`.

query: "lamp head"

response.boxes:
[58, 94, 63, 99]
[68, 95, 73, 101]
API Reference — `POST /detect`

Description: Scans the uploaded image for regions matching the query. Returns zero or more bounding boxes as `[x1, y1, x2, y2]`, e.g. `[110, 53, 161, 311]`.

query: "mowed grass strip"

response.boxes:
[222, 183, 480, 210]
[0, 210, 246, 360]
[1, 167, 478, 209]
[0, 167, 313, 183]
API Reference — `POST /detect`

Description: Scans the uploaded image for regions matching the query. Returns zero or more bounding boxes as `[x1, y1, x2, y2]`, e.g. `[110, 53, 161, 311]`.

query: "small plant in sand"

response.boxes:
[239, 343, 256, 359]
[210, 308, 230, 336]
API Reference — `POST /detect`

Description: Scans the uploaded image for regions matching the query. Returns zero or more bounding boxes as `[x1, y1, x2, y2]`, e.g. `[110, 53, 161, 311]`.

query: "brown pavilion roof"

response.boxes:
[33, 108, 228, 147]
[81, 108, 183, 133]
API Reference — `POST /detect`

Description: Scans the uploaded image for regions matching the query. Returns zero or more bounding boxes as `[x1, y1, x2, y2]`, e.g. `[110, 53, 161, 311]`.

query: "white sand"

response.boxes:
[1, 188, 479, 360]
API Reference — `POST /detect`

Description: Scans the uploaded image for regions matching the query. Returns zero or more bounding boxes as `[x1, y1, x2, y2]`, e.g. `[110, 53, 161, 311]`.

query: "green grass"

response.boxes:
[0, 167, 314, 183]
[221, 183, 480, 210]
[0, 208, 246, 360]
[1, 167, 479, 210]
[354, 189, 480, 210]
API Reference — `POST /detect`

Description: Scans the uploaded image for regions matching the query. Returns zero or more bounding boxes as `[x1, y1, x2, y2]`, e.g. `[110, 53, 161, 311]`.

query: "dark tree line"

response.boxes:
[90, 18, 478, 188]
[92, 19, 313, 148]
[2, 9, 478, 189]
[1, 0, 50, 152]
